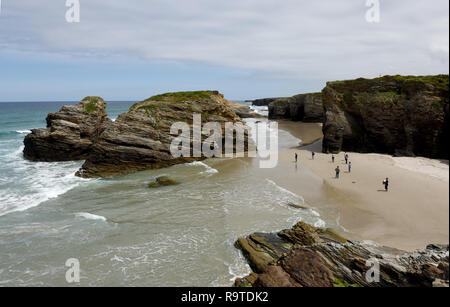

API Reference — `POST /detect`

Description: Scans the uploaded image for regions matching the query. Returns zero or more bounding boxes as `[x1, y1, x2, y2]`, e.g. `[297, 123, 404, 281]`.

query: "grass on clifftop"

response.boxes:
[329, 75, 449, 92]
[82, 97, 100, 113]
[129, 91, 218, 112]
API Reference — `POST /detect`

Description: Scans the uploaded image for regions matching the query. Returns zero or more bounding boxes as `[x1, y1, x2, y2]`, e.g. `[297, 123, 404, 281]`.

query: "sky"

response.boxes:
[0, 0, 448, 102]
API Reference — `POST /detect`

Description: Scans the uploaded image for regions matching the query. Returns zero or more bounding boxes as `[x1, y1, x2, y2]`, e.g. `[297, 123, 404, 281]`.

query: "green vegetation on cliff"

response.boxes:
[329, 74, 449, 93]
[129, 91, 218, 112]
[82, 97, 100, 113]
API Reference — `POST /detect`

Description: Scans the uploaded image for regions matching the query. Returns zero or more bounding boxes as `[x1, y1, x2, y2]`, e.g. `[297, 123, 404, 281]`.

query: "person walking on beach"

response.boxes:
[312, 152, 315, 160]
[295, 153, 298, 164]
[348, 161, 352, 173]
[383, 178, 389, 192]
[345, 153, 349, 165]
[335, 166, 340, 179]
[332, 154, 335, 163]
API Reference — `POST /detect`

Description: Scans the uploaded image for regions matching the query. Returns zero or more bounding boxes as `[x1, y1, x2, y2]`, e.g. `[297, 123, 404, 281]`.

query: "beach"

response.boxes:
[270, 121, 449, 251]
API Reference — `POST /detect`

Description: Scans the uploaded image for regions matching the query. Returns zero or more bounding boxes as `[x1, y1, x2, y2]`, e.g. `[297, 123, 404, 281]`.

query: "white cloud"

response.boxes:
[1, 0, 448, 80]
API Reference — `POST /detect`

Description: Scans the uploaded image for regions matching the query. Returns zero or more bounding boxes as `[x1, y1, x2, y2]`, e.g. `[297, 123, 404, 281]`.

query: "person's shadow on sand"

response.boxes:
[377, 190, 388, 192]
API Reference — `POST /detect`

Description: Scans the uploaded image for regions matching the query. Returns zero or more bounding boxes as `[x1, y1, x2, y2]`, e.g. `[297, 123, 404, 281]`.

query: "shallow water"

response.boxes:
[0, 101, 329, 286]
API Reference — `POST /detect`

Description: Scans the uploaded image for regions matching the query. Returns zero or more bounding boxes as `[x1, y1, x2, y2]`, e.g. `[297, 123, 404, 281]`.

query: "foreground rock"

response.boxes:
[322, 75, 449, 159]
[234, 222, 449, 287]
[268, 93, 324, 123]
[23, 97, 110, 161]
[76, 91, 245, 178]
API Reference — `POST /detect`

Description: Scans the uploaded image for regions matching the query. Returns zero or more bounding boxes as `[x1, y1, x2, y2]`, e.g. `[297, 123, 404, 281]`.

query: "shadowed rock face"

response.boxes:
[234, 222, 449, 288]
[322, 75, 449, 159]
[251, 97, 288, 106]
[23, 97, 110, 162]
[268, 93, 324, 123]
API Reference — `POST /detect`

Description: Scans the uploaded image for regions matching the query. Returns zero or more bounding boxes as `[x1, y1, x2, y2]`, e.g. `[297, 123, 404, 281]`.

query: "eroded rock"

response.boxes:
[23, 97, 110, 161]
[268, 93, 324, 123]
[322, 75, 449, 158]
[234, 221, 450, 287]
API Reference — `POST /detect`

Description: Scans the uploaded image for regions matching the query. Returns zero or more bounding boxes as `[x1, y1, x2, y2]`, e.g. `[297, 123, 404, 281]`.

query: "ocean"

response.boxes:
[0, 100, 326, 286]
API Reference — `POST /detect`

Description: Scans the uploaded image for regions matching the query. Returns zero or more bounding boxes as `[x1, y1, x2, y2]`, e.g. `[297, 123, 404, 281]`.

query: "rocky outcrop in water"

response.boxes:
[322, 75, 449, 159]
[234, 222, 449, 287]
[23, 97, 110, 161]
[76, 91, 243, 178]
[268, 93, 324, 123]
[24, 91, 247, 178]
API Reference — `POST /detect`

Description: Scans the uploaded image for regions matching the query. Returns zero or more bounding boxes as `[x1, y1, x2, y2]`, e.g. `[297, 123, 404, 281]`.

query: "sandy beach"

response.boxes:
[269, 121, 449, 251]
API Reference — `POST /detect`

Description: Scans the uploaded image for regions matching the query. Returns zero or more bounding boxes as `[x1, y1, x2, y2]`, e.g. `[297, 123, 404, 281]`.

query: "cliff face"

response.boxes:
[268, 93, 324, 123]
[234, 222, 449, 287]
[251, 97, 287, 106]
[23, 97, 110, 161]
[322, 75, 449, 159]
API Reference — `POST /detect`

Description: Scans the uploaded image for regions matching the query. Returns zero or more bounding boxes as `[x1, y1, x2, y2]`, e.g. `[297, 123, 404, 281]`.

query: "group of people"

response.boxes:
[295, 152, 389, 191]
[333, 153, 351, 179]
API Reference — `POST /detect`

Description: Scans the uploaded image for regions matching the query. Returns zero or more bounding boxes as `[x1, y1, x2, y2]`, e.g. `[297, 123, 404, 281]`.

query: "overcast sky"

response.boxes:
[0, 0, 448, 101]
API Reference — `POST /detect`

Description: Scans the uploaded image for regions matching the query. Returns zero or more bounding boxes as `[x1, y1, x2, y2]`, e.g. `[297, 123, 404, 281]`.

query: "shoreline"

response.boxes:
[271, 121, 449, 251]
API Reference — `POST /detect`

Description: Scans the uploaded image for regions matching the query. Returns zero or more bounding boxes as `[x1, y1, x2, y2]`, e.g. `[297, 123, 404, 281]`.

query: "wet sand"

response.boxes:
[276, 120, 324, 146]
[270, 121, 449, 251]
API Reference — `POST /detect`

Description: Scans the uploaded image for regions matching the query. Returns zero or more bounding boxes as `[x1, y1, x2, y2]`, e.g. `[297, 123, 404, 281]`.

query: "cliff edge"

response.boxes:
[322, 75, 449, 159]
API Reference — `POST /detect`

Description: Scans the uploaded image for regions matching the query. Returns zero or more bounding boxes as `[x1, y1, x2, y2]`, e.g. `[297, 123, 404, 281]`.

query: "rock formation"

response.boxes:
[251, 98, 288, 106]
[322, 75, 449, 159]
[23, 97, 110, 161]
[234, 222, 449, 287]
[24, 91, 249, 178]
[76, 91, 244, 178]
[268, 93, 324, 123]
[228, 101, 264, 118]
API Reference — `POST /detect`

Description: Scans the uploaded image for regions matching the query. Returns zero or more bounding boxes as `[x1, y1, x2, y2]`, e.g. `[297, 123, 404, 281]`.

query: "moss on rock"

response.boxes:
[148, 176, 179, 188]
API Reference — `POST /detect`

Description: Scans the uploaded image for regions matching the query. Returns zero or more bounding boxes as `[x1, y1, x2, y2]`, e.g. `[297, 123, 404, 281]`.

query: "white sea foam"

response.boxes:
[249, 105, 268, 117]
[76, 212, 107, 221]
[15, 130, 31, 134]
[0, 146, 86, 217]
[187, 161, 219, 175]
[266, 179, 304, 202]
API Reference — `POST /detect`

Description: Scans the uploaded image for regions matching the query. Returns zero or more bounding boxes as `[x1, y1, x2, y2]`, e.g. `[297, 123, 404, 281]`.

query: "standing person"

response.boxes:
[312, 152, 315, 160]
[332, 154, 335, 163]
[335, 166, 340, 179]
[383, 178, 389, 192]
[345, 153, 349, 165]
[348, 161, 352, 173]
[295, 153, 298, 164]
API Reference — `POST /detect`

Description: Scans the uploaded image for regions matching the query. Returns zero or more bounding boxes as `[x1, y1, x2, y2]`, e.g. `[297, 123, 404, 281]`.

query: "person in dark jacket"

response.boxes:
[383, 178, 389, 191]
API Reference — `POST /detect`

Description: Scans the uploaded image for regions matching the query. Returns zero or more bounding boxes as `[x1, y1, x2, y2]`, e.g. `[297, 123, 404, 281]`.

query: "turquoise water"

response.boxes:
[0, 101, 327, 286]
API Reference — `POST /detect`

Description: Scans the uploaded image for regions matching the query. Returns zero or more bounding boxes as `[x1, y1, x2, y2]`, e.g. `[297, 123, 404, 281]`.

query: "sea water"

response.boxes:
[0, 101, 327, 286]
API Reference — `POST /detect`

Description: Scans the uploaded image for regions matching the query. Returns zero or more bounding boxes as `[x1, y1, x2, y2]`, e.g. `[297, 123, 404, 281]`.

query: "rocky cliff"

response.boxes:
[24, 91, 247, 178]
[322, 75, 449, 159]
[23, 97, 110, 161]
[77, 91, 243, 178]
[268, 93, 324, 123]
[251, 97, 287, 106]
[234, 222, 449, 287]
